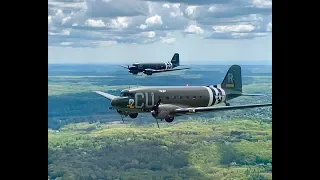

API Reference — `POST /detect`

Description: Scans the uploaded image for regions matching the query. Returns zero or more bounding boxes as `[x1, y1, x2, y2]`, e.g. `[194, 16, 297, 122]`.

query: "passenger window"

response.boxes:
[186, 96, 189, 99]
[193, 96, 196, 99]
[179, 96, 183, 99]
[199, 96, 202, 99]
[172, 96, 176, 99]
[166, 96, 169, 99]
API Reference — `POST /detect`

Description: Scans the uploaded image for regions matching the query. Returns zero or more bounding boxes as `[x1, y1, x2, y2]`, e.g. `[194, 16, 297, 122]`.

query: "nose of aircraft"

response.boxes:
[111, 98, 116, 107]
[111, 97, 128, 109]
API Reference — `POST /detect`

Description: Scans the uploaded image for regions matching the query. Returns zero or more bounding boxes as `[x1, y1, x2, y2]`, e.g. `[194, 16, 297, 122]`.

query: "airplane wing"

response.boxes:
[120, 65, 129, 69]
[172, 103, 272, 116]
[93, 91, 117, 100]
[240, 93, 268, 96]
[150, 67, 191, 73]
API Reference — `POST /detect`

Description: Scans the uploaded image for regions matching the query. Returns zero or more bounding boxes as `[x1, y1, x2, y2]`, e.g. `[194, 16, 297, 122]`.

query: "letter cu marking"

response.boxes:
[135, 92, 155, 109]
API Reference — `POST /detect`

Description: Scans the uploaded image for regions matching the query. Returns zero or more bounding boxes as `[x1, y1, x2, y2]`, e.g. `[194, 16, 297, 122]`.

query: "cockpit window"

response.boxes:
[120, 90, 130, 97]
[120, 90, 134, 97]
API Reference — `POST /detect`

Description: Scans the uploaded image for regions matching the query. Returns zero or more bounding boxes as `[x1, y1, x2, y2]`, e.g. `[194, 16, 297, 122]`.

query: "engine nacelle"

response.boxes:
[143, 69, 153, 75]
[151, 104, 179, 121]
[129, 70, 139, 75]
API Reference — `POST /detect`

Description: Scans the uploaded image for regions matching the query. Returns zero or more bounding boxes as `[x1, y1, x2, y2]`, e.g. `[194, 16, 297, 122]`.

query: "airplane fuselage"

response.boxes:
[96, 64, 271, 126]
[129, 62, 175, 74]
[112, 86, 241, 113]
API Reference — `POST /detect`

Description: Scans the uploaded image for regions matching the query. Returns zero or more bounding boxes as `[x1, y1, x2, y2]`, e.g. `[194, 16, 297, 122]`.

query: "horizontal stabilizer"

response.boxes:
[240, 93, 268, 96]
[93, 91, 117, 100]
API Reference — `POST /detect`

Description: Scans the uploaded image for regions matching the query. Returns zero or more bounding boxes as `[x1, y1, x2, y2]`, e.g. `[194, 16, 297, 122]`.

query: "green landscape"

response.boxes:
[48, 64, 272, 180]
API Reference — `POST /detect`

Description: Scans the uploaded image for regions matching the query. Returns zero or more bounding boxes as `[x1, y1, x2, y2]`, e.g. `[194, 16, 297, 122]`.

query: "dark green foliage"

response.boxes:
[217, 142, 245, 165]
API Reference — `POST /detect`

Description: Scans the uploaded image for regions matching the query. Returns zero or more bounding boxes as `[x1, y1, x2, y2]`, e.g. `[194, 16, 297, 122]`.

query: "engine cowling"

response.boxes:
[129, 70, 139, 74]
[151, 104, 179, 121]
[143, 69, 153, 75]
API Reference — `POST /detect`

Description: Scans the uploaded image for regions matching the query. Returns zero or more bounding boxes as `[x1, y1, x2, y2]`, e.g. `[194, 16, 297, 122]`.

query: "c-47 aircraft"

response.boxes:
[120, 53, 190, 75]
[94, 65, 272, 128]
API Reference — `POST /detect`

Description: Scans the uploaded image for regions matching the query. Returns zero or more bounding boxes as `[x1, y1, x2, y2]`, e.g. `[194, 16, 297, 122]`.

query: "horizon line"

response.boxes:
[48, 61, 272, 66]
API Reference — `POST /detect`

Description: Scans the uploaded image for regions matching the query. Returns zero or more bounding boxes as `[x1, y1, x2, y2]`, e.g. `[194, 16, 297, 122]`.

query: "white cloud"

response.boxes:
[185, 6, 198, 18]
[110, 17, 130, 28]
[142, 31, 156, 38]
[139, 24, 147, 30]
[48, 0, 272, 47]
[170, 4, 183, 17]
[213, 24, 255, 33]
[62, 16, 71, 25]
[85, 19, 106, 27]
[267, 22, 272, 31]
[85, 0, 149, 18]
[208, 6, 217, 12]
[172, 3, 180, 8]
[145, 15, 163, 26]
[184, 24, 204, 34]
[162, 3, 170, 8]
[252, 0, 272, 8]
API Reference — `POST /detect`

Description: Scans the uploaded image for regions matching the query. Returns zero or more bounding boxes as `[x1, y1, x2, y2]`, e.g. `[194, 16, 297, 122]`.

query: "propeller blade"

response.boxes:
[152, 99, 161, 111]
[156, 99, 161, 107]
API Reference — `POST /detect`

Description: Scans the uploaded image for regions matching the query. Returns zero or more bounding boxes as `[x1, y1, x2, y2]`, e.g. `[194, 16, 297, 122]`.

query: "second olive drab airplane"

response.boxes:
[94, 65, 272, 128]
[120, 53, 190, 75]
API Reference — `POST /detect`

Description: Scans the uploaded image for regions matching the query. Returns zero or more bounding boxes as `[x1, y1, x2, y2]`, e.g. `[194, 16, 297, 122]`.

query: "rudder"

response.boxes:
[221, 65, 242, 92]
[171, 53, 179, 67]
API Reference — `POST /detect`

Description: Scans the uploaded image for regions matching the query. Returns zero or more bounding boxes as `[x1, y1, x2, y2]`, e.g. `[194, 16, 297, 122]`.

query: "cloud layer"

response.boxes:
[48, 0, 272, 48]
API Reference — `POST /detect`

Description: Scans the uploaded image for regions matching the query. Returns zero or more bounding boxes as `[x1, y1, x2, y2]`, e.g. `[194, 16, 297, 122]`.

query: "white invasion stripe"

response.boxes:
[211, 87, 219, 105]
[164, 62, 167, 69]
[217, 84, 221, 88]
[218, 87, 226, 102]
[203, 86, 213, 107]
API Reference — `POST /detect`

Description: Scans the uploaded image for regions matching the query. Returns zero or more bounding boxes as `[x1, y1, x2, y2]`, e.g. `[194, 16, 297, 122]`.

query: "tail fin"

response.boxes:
[221, 65, 242, 92]
[171, 53, 179, 67]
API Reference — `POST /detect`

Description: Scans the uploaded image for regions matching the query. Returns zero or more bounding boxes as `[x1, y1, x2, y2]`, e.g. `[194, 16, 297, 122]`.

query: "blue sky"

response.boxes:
[48, 0, 272, 64]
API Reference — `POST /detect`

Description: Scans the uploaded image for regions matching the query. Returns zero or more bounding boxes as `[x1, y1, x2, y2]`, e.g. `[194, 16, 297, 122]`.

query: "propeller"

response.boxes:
[151, 98, 162, 116]
[151, 99, 162, 128]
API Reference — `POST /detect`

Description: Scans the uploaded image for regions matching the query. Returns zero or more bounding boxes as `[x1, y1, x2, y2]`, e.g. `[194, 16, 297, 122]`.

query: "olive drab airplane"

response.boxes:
[94, 65, 272, 128]
[120, 53, 190, 75]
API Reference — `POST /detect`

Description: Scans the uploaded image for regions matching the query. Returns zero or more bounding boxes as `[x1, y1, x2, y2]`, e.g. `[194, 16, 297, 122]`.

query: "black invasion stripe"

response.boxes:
[208, 86, 216, 106]
[217, 88, 222, 104]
